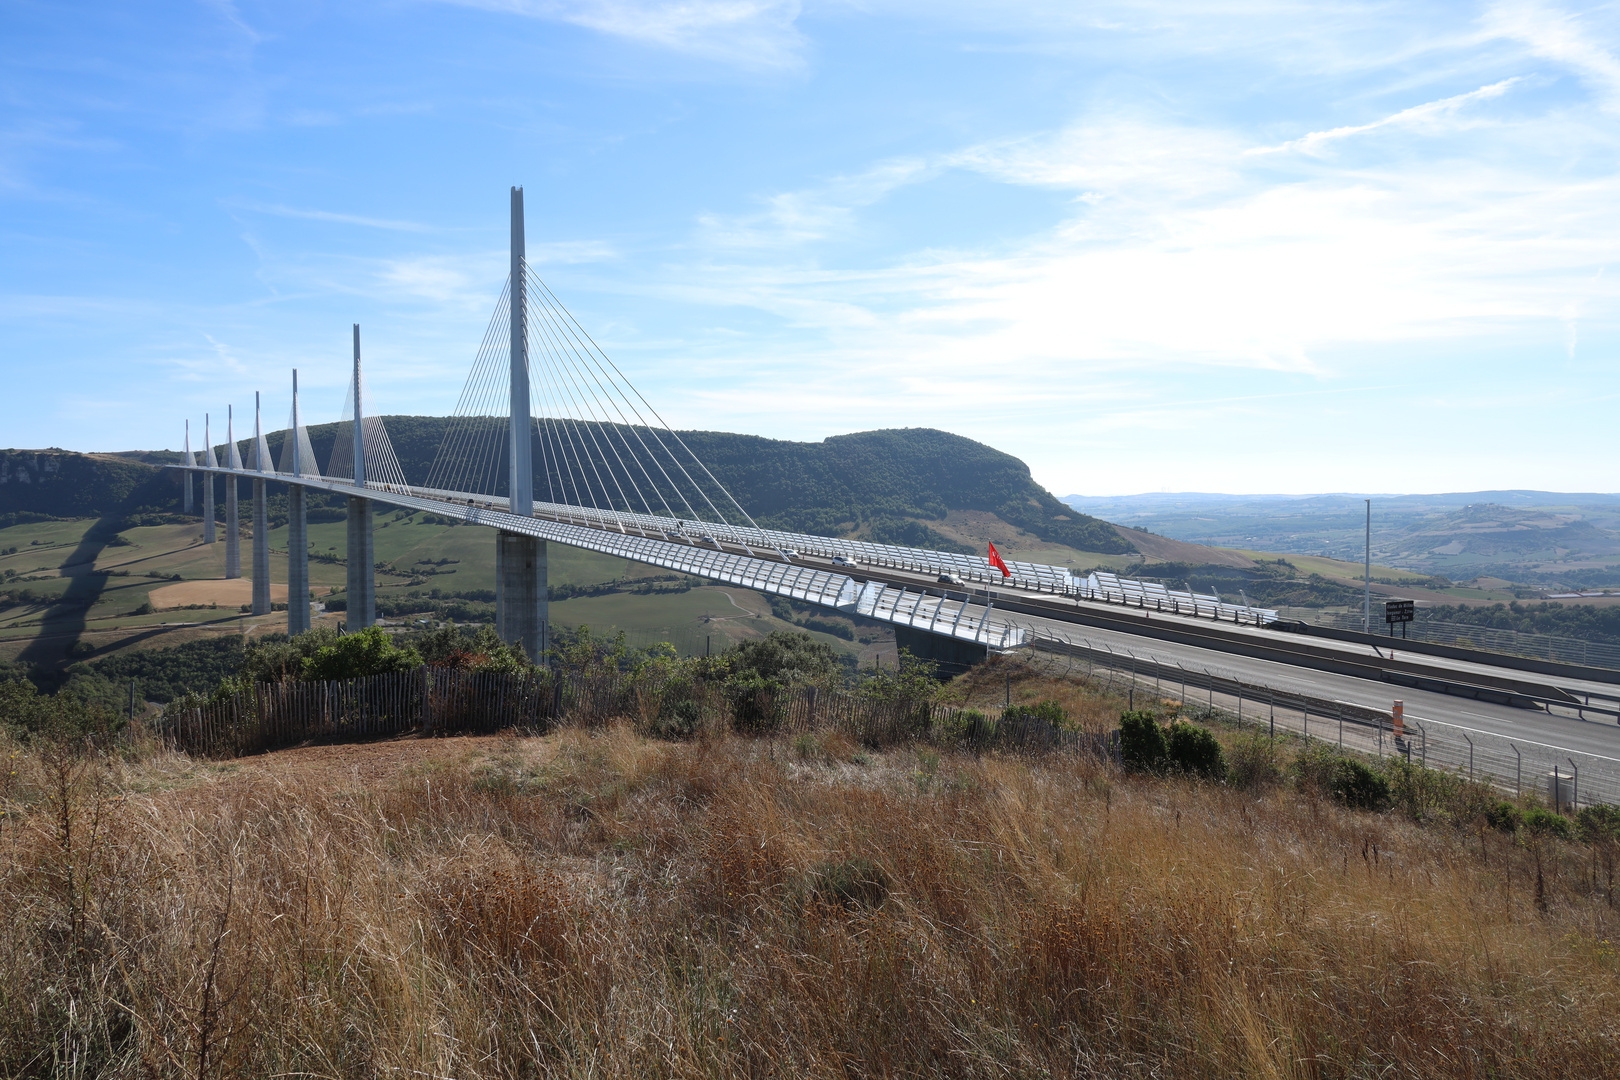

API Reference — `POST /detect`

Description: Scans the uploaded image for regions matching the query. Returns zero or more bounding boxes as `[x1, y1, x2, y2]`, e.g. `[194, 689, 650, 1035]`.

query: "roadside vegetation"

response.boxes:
[2, 639, 1619, 1076]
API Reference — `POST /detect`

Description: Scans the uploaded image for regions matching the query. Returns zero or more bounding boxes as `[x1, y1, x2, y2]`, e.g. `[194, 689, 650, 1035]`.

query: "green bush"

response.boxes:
[652, 696, 702, 740]
[1225, 731, 1284, 791]
[1522, 807, 1575, 841]
[726, 671, 782, 734]
[1165, 721, 1225, 780]
[1119, 710, 1166, 773]
[941, 708, 993, 744]
[300, 627, 423, 682]
[1578, 804, 1620, 844]
[1487, 801, 1523, 832]
[1295, 747, 1390, 810]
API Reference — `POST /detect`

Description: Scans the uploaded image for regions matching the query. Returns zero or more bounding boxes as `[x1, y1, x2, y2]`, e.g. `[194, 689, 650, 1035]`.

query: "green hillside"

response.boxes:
[4, 424, 1129, 557]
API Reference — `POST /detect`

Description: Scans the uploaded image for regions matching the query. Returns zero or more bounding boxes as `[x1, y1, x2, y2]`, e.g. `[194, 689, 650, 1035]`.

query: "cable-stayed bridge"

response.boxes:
[174, 187, 1279, 667]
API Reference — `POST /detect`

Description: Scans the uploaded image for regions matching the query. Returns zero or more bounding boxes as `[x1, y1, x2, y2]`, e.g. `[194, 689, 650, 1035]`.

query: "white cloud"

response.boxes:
[1484, 0, 1620, 109]
[436, 0, 808, 70]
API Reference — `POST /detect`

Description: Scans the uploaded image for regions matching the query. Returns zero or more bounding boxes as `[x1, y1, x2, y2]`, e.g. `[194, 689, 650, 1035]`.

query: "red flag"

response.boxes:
[987, 542, 1011, 578]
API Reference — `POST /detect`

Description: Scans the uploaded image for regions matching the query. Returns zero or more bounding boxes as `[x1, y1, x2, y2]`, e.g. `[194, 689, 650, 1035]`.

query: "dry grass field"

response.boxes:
[3, 678, 1619, 1077]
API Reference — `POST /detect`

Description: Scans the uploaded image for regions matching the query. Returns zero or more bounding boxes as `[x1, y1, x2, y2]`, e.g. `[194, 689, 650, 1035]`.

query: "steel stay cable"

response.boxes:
[458, 295, 514, 496]
[426, 278, 510, 493]
[527, 307, 620, 529]
[528, 272, 770, 546]
[524, 275, 676, 525]
[524, 287, 644, 525]
[525, 268, 742, 539]
[526, 314, 600, 521]
[522, 267, 705, 527]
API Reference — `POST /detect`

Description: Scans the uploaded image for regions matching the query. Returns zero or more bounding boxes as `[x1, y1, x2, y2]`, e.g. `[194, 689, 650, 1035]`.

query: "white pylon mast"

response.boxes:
[510, 186, 532, 517]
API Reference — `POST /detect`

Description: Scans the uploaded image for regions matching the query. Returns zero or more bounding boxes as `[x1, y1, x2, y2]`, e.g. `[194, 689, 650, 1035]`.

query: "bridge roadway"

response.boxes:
[801, 556, 1620, 764]
[192, 466, 1620, 762]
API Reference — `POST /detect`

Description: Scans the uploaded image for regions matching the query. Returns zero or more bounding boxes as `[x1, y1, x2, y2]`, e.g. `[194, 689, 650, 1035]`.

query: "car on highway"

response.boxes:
[701, 535, 717, 544]
[780, 549, 799, 558]
[937, 573, 964, 586]
[664, 531, 682, 540]
[831, 555, 856, 567]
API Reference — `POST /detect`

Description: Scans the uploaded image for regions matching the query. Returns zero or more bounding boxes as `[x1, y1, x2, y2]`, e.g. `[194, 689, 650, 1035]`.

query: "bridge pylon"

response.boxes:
[286, 369, 311, 636]
[203, 413, 216, 545]
[497, 185, 548, 663]
[224, 405, 241, 579]
[346, 325, 376, 632]
[182, 419, 194, 515]
[251, 392, 272, 616]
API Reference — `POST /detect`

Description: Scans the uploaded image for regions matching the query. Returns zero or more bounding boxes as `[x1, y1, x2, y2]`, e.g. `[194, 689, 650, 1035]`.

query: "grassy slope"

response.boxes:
[2, 667, 1616, 1075]
[0, 516, 872, 667]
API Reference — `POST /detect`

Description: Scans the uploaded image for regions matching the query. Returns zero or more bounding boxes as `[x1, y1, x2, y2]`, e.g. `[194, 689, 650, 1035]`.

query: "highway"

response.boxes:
[803, 554, 1620, 765]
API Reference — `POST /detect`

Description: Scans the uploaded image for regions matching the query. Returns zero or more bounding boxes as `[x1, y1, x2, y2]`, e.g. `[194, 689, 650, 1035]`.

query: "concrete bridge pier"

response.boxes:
[202, 413, 216, 545]
[287, 486, 310, 635]
[224, 406, 241, 578]
[224, 480, 240, 578]
[346, 496, 375, 631]
[251, 478, 271, 615]
[497, 532, 548, 663]
[202, 473, 215, 544]
[894, 625, 988, 678]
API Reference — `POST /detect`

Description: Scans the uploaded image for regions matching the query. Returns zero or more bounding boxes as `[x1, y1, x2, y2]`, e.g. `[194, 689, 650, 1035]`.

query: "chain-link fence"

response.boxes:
[1024, 631, 1620, 809]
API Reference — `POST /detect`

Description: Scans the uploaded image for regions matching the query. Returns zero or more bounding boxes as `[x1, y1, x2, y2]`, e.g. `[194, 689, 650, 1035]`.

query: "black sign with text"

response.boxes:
[1385, 599, 1415, 624]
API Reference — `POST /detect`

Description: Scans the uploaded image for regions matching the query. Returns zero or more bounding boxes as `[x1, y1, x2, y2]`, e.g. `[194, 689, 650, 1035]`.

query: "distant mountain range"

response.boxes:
[1063, 491, 1620, 586]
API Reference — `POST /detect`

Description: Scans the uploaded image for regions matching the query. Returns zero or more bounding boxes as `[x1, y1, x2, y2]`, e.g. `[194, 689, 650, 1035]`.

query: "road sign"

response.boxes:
[1385, 599, 1415, 624]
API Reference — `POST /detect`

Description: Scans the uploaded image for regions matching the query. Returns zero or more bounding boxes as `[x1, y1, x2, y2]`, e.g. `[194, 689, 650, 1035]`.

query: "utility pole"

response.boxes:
[496, 185, 548, 664]
[1363, 498, 1371, 635]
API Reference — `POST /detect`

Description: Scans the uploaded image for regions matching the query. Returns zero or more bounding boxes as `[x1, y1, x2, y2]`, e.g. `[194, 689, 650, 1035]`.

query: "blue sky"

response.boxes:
[4, 0, 1619, 496]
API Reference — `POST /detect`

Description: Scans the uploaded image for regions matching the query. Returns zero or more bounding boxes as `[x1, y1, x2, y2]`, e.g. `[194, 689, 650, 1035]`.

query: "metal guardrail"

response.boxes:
[1024, 629, 1620, 809]
[1280, 607, 1620, 672]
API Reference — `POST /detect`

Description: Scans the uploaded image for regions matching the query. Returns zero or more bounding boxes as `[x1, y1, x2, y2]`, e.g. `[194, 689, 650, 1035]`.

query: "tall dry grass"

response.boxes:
[2, 705, 1618, 1077]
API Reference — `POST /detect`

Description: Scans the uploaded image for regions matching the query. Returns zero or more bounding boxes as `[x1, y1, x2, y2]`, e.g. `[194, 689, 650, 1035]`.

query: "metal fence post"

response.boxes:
[1269, 690, 1274, 739]
[1570, 758, 1580, 810]
[1463, 733, 1473, 780]
[1513, 744, 1521, 797]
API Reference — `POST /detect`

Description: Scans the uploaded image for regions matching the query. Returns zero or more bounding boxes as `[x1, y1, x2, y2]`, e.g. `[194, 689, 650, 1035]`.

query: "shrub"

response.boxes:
[301, 626, 422, 682]
[1119, 710, 1166, 773]
[941, 708, 993, 745]
[652, 696, 702, 740]
[1487, 801, 1523, 832]
[1165, 721, 1225, 780]
[1578, 804, 1620, 844]
[1225, 731, 1284, 791]
[726, 672, 782, 734]
[1295, 747, 1390, 811]
[1522, 807, 1575, 841]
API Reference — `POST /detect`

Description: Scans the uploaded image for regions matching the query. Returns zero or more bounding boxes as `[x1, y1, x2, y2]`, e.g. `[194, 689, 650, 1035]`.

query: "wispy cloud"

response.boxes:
[1484, 0, 1620, 110]
[1253, 77, 1527, 156]
[435, 0, 808, 71]
[228, 201, 438, 232]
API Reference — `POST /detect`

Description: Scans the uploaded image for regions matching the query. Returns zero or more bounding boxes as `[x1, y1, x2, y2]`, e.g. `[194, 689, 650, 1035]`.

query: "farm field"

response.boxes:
[0, 514, 876, 670]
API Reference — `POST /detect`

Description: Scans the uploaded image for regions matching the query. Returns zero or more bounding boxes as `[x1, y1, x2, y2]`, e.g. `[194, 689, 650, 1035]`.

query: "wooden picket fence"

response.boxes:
[157, 666, 1113, 761]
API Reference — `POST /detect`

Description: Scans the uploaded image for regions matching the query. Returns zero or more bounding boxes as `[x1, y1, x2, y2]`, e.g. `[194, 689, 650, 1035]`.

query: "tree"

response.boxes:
[300, 627, 422, 682]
